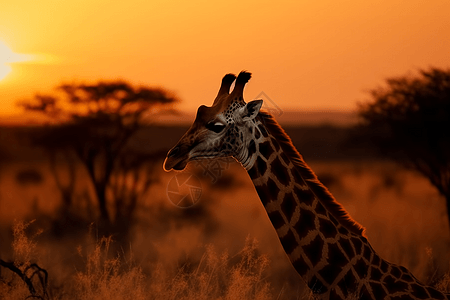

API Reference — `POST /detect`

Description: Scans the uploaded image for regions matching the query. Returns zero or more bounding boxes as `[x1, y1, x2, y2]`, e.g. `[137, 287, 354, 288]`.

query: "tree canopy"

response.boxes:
[357, 67, 450, 226]
[18, 81, 177, 241]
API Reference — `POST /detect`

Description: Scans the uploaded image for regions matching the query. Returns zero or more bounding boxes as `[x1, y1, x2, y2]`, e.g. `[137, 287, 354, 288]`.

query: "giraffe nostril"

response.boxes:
[168, 146, 180, 158]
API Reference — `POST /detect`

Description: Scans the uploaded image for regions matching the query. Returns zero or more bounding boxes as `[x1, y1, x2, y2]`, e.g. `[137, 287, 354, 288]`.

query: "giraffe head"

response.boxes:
[163, 71, 263, 171]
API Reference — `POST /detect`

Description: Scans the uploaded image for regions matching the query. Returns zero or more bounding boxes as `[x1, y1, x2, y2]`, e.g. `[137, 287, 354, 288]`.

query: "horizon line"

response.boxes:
[0, 109, 358, 127]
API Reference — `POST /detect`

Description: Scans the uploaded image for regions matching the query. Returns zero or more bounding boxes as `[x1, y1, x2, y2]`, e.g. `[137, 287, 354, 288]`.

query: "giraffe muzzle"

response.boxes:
[167, 146, 180, 158]
[163, 145, 190, 171]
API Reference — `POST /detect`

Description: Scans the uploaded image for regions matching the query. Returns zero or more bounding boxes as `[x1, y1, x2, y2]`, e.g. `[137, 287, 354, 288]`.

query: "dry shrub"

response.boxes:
[149, 236, 272, 300]
[0, 220, 47, 300]
[12, 220, 42, 271]
[74, 236, 146, 300]
[435, 273, 450, 294]
[1, 220, 274, 300]
[0, 277, 30, 300]
[225, 237, 271, 300]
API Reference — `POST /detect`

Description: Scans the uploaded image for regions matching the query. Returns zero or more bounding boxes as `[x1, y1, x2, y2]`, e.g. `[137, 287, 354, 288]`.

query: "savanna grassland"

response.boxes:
[1, 125, 450, 299]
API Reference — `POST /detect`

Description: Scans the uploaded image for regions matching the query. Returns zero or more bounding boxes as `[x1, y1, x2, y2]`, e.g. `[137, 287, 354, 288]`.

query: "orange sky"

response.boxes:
[1, 0, 449, 119]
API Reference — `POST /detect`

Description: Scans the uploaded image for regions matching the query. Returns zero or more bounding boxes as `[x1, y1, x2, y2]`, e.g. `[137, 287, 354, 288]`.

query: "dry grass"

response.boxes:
[1, 160, 450, 299]
[1, 220, 47, 299]
[436, 273, 450, 294]
[0, 223, 273, 300]
[73, 236, 146, 300]
[148, 237, 271, 300]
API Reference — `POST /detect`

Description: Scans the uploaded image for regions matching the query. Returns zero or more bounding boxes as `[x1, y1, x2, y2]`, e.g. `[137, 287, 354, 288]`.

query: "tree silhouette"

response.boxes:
[357, 68, 450, 229]
[19, 81, 177, 241]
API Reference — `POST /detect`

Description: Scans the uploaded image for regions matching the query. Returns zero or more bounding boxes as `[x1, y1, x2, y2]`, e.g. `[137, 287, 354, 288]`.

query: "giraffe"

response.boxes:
[163, 71, 450, 300]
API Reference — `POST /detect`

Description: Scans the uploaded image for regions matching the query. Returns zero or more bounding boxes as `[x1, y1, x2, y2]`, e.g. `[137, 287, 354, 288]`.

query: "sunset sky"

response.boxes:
[1, 0, 449, 120]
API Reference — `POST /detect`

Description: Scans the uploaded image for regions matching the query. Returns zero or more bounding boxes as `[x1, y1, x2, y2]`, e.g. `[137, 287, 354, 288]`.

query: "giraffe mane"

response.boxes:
[258, 111, 366, 237]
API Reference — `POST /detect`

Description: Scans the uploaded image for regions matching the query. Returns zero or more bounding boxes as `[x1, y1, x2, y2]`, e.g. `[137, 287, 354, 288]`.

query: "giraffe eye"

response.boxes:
[206, 121, 226, 133]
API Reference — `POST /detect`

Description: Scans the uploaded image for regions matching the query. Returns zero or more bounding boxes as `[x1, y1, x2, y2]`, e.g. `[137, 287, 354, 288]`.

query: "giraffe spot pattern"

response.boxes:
[308, 275, 328, 294]
[256, 156, 267, 177]
[291, 166, 302, 181]
[328, 213, 340, 226]
[279, 228, 298, 255]
[329, 288, 341, 299]
[380, 259, 389, 273]
[371, 253, 380, 267]
[258, 140, 272, 160]
[266, 177, 279, 203]
[254, 126, 261, 139]
[281, 192, 297, 222]
[327, 242, 349, 267]
[255, 186, 270, 206]
[271, 157, 291, 187]
[339, 237, 355, 259]
[338, 225, 349, 235]
[359, 284, 372, 300]
[427, 287, 447, 299]
[318, 264, 341, 284]
[370, 281, 388, 300]
[400, 272, 415, 283]
[244, 156, 262, 180]
[280, 151, 290, 166]
[399, 266, 409, 273]
[271, 137, 280, 152]
[247, 164, 257, 179]
[314, 201, 328, 217]
[390, 265, 402, 278]
[351, 237, 363, 254]
[295, 209, 317, 239]
[318, 244, 348, 285]
[293, 185, 315, 206]
[390, 294, 415, 300]
[363, 244, 372, 262]
[382, 274, 409, 292]
[302, 234, 324, 266]
[258, 123, 269, 137]
[410, 283, 430, 299]
[353, 258, 368, 280]
[267, 210, 286, 230]
[292, 254, 309, 277]
[337, 269, 358, 298]
[318, 217, 338, 238]
[248, 139, 256, 157]
[370, 267, 383, 282]
[224, 101, 244, 124]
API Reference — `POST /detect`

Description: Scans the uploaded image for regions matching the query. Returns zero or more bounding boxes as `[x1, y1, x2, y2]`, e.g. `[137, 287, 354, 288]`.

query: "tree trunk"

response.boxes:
[95, 184, 110, 226]
[446, 193, 450, 234]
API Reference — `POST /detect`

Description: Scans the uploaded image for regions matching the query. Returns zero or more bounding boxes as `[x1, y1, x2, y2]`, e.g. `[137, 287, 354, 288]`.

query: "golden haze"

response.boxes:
[0, 0, 450, 118]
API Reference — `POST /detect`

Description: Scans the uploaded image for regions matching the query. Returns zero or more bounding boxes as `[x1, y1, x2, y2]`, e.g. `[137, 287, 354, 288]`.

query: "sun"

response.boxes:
[0, 40, 33, 81]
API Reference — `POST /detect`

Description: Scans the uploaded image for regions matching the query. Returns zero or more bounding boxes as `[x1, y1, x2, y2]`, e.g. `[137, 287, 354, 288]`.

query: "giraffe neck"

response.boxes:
[239, 113, 450, 299]
[243, 121, 364, 296]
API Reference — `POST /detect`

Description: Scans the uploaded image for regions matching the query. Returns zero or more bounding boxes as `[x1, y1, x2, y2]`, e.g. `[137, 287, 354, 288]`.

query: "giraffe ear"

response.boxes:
[239, 100, 263, 121]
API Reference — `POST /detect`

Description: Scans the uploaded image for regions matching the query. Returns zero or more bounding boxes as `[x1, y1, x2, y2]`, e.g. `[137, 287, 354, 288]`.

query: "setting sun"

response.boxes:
[0, 40, 33, 81]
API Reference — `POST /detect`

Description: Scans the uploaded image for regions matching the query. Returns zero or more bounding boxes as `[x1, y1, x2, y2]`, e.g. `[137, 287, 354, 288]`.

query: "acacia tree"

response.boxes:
[19, 81, 177, 240]
[357, 68, 450, 229]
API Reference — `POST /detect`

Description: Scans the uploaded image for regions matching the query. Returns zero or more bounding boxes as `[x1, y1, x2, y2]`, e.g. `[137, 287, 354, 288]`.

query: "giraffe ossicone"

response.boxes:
[163, 71, 450, 300]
